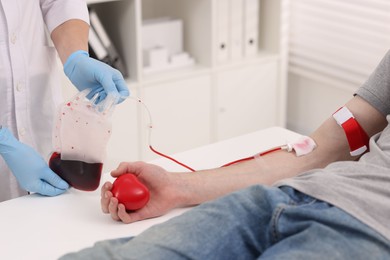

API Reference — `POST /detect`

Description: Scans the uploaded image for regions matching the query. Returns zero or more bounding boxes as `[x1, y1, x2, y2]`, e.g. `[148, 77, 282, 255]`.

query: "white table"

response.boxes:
[0, 127, 300, 260]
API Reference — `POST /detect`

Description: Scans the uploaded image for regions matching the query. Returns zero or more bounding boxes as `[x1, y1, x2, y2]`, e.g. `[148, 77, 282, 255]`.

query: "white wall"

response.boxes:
[286, 73, 356, 135]
[286, 0, 390, 135]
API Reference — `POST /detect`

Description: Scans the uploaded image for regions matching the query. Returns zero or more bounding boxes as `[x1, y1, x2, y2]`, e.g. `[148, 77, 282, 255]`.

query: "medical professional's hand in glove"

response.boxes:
[0, 127, 69, 196]
[101, 162, 181, 224]
[64, 50, 130, 104]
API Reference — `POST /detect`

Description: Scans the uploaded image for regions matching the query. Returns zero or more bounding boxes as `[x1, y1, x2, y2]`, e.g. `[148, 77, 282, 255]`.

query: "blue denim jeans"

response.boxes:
[61, 185, 390, 260]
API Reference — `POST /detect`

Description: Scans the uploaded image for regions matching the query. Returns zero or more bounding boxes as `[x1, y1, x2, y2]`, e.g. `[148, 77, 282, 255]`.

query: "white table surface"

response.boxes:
[0, 127, 300, 260]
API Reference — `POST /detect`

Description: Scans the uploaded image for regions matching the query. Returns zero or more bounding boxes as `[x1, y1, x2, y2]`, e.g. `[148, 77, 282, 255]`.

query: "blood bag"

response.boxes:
[49, 90, 116, 191]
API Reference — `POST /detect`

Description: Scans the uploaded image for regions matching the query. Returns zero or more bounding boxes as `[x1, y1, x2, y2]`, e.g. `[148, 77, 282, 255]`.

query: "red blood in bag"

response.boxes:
[49, 152, 103, 191]
[111, 174, 150, 211]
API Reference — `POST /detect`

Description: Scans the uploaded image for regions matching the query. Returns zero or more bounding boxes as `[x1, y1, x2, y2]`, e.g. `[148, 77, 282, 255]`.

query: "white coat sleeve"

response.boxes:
[40, 0, 90, 34]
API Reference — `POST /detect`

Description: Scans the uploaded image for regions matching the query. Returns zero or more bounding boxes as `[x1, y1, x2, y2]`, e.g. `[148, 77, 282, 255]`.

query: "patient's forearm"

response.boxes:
[173, 128, 341, 206]
[173, 96, 387, 206]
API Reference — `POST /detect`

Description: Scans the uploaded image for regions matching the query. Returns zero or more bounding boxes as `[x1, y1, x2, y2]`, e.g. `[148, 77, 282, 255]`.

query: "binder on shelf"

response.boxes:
[230, 0, 244, 60]
[89, 26, 110, 63]
[88, 8, 127, 77]
[243, 0, 259, 57]
[216, 0, 230, 63]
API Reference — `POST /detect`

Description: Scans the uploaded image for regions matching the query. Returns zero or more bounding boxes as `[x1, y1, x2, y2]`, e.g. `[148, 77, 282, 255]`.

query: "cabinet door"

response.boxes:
[216, 60, 278, 141]
[141, 75, 212, 160]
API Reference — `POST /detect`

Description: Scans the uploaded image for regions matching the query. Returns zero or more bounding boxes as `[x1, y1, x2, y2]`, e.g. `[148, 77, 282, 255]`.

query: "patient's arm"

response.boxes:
[101, 95, 387, 223]
[177, 95, 387, 204]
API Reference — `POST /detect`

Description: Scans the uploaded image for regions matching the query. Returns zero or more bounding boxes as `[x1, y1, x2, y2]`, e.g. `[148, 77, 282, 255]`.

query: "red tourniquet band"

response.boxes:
[332, 106, 369, 156]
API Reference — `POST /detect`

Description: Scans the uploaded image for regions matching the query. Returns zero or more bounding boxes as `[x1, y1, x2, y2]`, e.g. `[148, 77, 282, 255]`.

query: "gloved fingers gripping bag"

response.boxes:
[49, 90, 116, 191]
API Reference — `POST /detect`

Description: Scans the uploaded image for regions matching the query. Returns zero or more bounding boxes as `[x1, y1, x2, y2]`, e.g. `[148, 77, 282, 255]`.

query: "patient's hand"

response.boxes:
[100, 161, 182, 223]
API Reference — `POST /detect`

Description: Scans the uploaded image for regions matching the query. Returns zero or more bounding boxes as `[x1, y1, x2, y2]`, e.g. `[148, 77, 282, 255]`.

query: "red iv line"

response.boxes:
[127, 96, 314, 172]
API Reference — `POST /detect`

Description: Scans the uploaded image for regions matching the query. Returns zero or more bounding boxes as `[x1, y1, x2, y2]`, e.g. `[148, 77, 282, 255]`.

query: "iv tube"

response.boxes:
[128, 96, 196, 172]
[128, 96, 288, 172]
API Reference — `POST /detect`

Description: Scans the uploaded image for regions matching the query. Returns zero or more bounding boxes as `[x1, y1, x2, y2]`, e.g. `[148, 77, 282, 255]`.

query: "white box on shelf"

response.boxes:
[143, 46, 169, 68]
[142, 17, 195, 74]
[170, 52, 194, 67]
[143, 52, 195, 75]
[142, 17, 183, 57]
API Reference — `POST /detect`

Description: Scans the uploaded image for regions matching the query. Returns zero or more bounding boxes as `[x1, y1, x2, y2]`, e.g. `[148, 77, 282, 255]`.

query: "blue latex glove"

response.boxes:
[0, 127, 69, 196]
[64, 50, 130, 104]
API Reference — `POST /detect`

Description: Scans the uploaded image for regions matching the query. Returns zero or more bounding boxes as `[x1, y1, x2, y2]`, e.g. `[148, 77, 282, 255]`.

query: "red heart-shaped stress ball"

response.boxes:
[111, 174, 150, 211]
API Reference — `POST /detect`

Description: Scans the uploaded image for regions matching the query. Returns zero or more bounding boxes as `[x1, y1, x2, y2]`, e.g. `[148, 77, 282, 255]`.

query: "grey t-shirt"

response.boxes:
[275, 50, 390, 241]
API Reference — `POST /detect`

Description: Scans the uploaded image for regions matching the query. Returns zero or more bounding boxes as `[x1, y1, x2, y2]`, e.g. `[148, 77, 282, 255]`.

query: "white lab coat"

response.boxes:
[0, 0, 89, 201]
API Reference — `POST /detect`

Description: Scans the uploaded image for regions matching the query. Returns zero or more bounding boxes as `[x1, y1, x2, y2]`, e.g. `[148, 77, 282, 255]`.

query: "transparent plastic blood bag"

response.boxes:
[49, 90, 116, 191]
